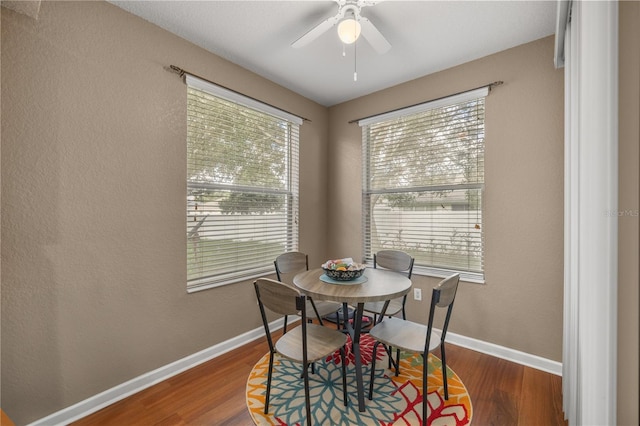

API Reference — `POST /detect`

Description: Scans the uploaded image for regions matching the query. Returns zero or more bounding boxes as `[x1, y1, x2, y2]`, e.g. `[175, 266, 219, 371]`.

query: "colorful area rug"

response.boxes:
[246, 334, 472, 425]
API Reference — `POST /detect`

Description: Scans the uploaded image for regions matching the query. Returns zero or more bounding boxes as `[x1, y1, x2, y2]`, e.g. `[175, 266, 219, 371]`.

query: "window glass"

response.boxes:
[361, 92, 485, 282]
[186, 80, 299, 291]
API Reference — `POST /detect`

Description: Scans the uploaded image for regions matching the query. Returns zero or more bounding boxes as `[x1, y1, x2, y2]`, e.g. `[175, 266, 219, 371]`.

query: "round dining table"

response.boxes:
[293, 267, 412, 412]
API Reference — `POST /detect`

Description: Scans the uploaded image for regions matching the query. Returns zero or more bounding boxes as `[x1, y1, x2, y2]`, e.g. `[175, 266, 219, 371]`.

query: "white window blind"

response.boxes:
[360, 87, 487, 282]
[186, 75, 300, 292]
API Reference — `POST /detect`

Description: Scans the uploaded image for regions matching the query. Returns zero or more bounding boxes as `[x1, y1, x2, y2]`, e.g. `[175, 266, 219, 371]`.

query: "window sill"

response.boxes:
[412, 266, 485, 284]
[364, 262, 485, 284]
[187, 266, 274, 293]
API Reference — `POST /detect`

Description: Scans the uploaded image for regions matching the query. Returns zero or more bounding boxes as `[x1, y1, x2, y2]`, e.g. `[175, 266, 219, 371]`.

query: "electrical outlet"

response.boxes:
[413, 288, 422, 301]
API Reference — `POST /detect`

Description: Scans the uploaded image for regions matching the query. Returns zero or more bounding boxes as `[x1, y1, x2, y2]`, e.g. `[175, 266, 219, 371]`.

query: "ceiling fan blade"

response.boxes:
[359, 16, 391, 54]
[292, 15, 340, 48]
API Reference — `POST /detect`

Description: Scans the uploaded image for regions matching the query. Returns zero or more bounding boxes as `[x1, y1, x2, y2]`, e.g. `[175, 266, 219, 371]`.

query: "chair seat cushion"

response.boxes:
[309, 300, 341, 317]
[276, 324, 347, 363]
[363, 298, 404, 316]
[369, 317, 442, 354]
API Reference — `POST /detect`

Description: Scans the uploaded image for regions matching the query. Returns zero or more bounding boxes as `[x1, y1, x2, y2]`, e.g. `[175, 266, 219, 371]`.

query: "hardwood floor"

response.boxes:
[72, 328, 566, 426]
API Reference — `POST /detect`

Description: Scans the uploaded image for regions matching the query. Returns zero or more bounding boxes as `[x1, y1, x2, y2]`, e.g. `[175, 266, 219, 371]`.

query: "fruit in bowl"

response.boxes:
[322, 258, 366, 281]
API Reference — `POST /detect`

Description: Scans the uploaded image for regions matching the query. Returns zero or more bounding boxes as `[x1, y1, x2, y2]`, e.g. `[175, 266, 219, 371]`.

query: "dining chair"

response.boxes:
[363, 250, 415, 323]
[368, 273, 460, 424]
[254, 278, 348, 426]
[274, 252, 341, 331]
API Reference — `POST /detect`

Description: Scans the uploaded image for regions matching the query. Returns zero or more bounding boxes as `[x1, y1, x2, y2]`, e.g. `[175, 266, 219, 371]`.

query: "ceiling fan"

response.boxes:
[292, 0, 391, 54]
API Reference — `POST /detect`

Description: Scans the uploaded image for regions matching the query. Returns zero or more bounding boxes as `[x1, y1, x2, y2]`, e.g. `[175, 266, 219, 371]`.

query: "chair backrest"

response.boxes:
[274, 251, 309, 281]
[255, 278, 302, 316]
[425, 273, 460, 352]
[433, 273, 460, 308]
[254, 278, 306, 350]
[374, 250, 414, 278]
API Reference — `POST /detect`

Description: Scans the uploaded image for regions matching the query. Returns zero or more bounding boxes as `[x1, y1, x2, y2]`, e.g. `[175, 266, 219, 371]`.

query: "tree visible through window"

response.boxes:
[186, 75, 300, 292]
[360, 88, 487, 282]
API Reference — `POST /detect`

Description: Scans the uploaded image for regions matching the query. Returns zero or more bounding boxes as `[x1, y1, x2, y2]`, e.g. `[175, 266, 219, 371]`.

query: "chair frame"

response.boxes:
[274, 251, 341, 331]
[255, 278, 348, 426]
[368, 250, 415, 322]
[366, 250, 415, 371]
[368, 273, 460, 424]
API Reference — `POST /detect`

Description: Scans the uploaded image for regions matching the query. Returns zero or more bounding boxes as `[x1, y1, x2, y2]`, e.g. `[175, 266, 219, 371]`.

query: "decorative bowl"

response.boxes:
[321, 258, 366, 281]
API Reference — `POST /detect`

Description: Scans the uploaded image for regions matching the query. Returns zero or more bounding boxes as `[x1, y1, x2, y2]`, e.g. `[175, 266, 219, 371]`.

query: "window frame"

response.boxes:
[185, 75, 302, 293]
[360, 87, 488, 283]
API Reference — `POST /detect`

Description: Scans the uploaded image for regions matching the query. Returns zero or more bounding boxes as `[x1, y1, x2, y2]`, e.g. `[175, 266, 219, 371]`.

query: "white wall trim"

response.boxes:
[576, 2, 618, 424]
[28, 318, 285, 426]
[562, 1, 619, 425]
[563, 13, 580, 422]
[28, 320, 561, 425]
[445, 331, 562, 376]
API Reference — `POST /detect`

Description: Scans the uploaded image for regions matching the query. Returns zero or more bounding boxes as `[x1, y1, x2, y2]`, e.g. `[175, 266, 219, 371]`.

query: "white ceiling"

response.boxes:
[109, 0, 557, 107]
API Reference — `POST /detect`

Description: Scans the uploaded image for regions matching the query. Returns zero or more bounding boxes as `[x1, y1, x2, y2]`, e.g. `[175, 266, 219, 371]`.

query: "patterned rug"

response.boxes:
[246, 334, 472, 425]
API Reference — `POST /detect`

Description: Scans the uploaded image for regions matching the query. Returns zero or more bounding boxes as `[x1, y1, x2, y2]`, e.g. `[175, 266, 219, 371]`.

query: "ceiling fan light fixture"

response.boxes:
[337, 18, 361, 44]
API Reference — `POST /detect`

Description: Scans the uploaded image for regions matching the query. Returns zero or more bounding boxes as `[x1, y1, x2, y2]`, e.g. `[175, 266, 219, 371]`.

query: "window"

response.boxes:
[360, 88, 487, 282]
[186, 75, 301, 292]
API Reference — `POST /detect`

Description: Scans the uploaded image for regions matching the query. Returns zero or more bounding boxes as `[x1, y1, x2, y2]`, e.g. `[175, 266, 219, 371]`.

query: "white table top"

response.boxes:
[293, 267, 411, 304]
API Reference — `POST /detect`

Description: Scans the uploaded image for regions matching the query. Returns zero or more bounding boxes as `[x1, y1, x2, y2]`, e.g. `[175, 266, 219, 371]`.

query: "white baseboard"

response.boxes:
[28, 318, 284, 426]
[445, 331, 563, 376]
[29, 320, 560, 425]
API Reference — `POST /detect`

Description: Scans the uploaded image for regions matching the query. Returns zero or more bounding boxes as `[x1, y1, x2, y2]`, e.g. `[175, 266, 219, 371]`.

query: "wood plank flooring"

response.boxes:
[72, 327, 566, 426]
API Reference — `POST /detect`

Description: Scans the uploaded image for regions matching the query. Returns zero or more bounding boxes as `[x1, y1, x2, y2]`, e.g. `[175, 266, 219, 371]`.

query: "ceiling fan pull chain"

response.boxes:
[354, 27, 358, 81]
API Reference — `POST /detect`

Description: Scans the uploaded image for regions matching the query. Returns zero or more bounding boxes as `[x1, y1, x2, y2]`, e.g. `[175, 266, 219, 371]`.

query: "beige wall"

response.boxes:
[618, 2, 639, 425]
[2, 1, 638, 425]
[328, 36, 565, 360]
[0, 2, 329, 424]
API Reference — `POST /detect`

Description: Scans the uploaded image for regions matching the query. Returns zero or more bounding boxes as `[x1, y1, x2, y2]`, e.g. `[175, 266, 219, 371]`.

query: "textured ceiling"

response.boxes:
[109, 0, 557, 106]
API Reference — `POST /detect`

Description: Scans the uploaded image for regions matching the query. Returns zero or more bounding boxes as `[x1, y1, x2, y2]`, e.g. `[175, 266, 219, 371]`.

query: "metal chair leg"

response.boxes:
[265, 351, 275, 414]
[302, 361, 312, 426]
[340, 346, 348, 406]
[422, 352, 428, 424]
[368, 341, 380, 400]
[441, 343, 449, 400]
